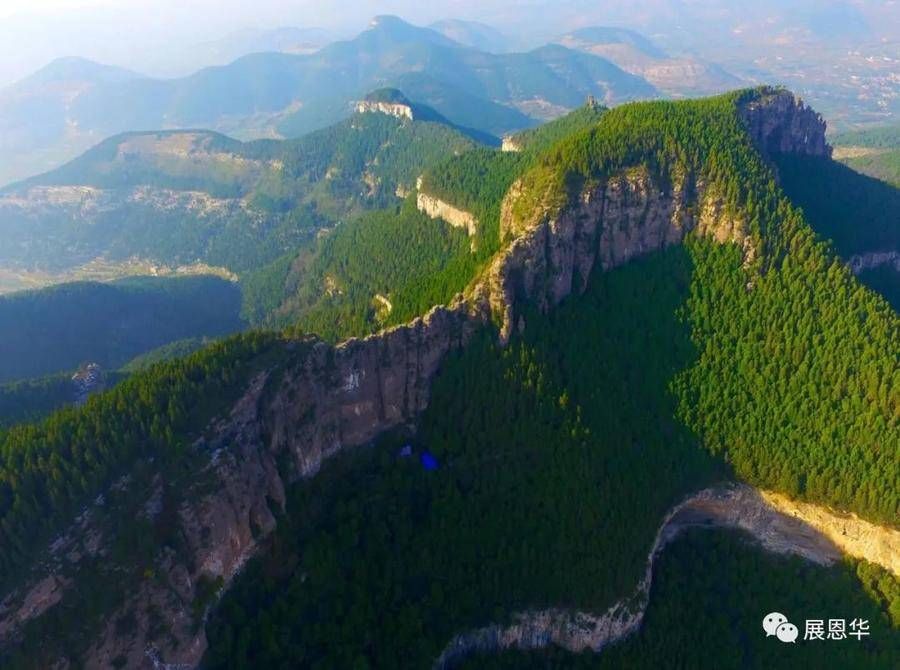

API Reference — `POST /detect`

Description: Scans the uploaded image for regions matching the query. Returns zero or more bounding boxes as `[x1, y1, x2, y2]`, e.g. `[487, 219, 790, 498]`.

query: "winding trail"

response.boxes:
[434, 483, 897, 669]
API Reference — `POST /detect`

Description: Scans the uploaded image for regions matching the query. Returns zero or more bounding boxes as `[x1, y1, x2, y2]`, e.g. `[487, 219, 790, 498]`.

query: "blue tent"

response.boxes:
[398, 444, 413, 458]
[419, 451, 439, 471]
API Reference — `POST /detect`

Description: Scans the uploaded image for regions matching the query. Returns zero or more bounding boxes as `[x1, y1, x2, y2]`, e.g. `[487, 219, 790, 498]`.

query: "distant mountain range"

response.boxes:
[0, 91, 483, 294]
[0, 15, 656, 187]
[555, 27, 741, 98]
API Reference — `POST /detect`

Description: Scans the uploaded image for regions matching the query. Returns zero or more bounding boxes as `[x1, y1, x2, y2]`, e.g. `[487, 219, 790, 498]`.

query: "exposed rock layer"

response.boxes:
[355, 100, 415, 120]
[3, 90, 880, 670]
[433, 484, 844, 669]
[416, 183, 479, 237]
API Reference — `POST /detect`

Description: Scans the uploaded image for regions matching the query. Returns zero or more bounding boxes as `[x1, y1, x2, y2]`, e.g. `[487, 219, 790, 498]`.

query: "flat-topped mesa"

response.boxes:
[738, 87, 831, 159]
[356, 88, 415, 120]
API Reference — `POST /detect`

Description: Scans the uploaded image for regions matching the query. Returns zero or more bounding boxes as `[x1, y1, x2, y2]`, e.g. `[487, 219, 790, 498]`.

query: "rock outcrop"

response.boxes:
[739, 88, 831, 159]
[355, 100, 415, 120]
[488, 165, 747, 341]
[3, 89, 865, 669]
[501, 136, 522, 153]
[416, 179, 479, 237]
[433, 484, 845, 669]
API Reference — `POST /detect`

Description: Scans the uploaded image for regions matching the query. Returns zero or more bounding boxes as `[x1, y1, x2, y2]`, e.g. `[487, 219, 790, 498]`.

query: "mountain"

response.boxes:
[181, 26, 334, 64]
[428, 19, 511, 52]
[0, 58, 144, 186]
[556, 26, 741, 97]
[0, 88, 896, 669]
[0, 16, 656, 186]
[0, 95, 481, 293]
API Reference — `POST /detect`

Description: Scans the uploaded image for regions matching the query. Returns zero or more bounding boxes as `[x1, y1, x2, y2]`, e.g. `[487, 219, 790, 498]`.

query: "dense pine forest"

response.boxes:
[0, 332, 280, 588]
[0, 88, 897, 669]
[459, 530, 899, 669]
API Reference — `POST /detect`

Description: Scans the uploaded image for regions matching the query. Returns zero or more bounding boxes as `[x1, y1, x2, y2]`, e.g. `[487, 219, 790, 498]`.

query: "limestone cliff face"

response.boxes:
[434, 484, 846, 669]
[355, 100, 414, 120]
[1, 90, 864, 669]
[487, 165, 746, 341]
[416, 179, 479, 237]
[739, 88, 831, 159]
[501, 136, 522, 153]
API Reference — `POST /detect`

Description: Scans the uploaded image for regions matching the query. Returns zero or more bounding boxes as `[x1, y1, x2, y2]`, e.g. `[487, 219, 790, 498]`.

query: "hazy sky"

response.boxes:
[0, 1, 896, 88]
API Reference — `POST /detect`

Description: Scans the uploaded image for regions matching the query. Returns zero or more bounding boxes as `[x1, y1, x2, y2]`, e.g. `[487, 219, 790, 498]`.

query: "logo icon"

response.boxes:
[763, 612, 798, 643]
[763, 612, 788, 637]
[776, 622, 799, 643]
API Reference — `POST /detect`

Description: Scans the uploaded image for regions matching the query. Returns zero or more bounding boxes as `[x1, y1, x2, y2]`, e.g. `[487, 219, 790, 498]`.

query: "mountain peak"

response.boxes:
[21, 57, 141, 86]
[365, 15, 458, 47]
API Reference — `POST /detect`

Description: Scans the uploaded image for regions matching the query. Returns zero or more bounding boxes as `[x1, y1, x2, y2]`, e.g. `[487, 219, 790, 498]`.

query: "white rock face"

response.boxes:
[416, 191, 478, 237]
[355, 100, 414, 120]
[501, 136, 522, 153]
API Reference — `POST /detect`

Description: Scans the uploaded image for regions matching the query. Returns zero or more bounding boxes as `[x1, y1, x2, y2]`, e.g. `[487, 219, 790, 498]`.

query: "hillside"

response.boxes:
[0, 276, 244, 385]
[266, 103, 607, 338]
[832, 123, 900, 188]
[0, 58, 143, 186]
[0, 89, 896, 669]
[0, 16, 656, 186]
[0, 100, 479, 289]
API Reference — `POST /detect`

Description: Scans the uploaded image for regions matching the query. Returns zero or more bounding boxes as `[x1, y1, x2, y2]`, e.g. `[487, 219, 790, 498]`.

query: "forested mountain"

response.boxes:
[262, 102, 607, 337]
[0, 88, 896, 670]
[0, 97, 479, 292]
[0, 15, 656, 186]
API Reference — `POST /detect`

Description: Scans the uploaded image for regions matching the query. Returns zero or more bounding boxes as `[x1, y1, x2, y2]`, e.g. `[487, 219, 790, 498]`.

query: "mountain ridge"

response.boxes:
[0, 88, 896, 669]
[0, 16, 656, 187]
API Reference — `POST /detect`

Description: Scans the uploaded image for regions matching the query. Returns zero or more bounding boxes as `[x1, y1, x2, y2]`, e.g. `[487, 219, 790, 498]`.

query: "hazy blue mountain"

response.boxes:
[0, 58, 145, 186]
[0, 15, 655, 187]
[555, 26, 740, 97]
[428, 19, 511, 52]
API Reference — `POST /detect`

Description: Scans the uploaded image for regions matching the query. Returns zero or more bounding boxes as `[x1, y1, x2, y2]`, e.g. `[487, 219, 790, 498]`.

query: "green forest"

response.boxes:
[458, 530, 899, 670]
[0, 88, 897, 669]
[278, 199, 477, 339]
[202, 89, 898, 667]
[0, 332, 280, 588]
[0, 104, 478, 276]
[204, 236, 899, 667]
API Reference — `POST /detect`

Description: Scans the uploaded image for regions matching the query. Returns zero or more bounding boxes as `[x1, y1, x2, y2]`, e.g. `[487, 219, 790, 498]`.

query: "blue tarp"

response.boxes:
[419, 451, 439, 471]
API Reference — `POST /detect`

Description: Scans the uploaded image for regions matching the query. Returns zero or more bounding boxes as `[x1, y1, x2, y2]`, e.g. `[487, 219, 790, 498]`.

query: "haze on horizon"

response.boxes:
[0, 0, 896, 88]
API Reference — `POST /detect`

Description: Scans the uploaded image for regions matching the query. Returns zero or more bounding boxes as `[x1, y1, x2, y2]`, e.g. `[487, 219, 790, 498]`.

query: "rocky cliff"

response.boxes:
[416, 178, 479, 238]
[739, 88, 831, 159]
[433, 484, 849, 669]
[3, 89, 872, 669]
[355, 100, 415, 120]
